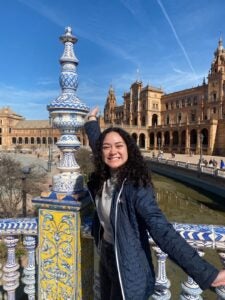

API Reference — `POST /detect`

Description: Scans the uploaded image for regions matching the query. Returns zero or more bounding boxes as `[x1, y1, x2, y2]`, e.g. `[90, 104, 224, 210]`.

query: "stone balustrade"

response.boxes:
[150, 157, 225, 178]
[0, 218, 224, 299]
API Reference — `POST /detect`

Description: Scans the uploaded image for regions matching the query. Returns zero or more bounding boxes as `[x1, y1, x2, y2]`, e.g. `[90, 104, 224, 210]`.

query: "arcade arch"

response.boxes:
[172, 131, 179, 145]
[139, 133, 145, 148]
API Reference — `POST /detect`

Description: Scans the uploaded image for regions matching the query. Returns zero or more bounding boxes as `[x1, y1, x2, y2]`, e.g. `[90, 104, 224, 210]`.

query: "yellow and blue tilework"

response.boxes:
[39, 209, 82, 299]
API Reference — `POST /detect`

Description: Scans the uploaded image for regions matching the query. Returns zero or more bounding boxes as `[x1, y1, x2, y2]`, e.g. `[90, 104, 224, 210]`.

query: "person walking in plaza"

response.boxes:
[220, 159, 225, 169]
[85, 107, 225, 300]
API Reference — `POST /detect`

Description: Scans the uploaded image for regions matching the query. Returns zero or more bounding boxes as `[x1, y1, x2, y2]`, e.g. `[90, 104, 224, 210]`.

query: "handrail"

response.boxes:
[0, 218, 37, 236]
[147, 157, 225, 179]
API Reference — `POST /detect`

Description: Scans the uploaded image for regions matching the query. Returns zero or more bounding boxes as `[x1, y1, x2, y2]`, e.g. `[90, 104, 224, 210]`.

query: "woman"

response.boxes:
[85, 107, 225, 300]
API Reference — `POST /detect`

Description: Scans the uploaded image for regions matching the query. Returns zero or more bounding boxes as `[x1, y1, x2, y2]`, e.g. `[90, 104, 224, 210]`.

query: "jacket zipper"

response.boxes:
[114, 180, 126, 300]
[87, 188, 102, 253]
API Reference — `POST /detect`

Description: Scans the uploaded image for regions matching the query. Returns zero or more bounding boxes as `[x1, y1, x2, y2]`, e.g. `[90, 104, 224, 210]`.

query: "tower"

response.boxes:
[104, 85, 117, 123]
[208, 37, 225, 119]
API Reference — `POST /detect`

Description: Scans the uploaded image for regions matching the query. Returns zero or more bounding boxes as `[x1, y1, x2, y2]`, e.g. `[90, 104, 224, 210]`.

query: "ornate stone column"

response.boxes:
[152, 245, 171, 300]
[2, 236, 19, 300]
[185, 126, 190, 155]
[33, 27, 93, 300]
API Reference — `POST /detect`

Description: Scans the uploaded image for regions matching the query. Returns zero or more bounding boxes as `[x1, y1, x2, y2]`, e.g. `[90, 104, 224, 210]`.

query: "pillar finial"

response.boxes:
[47, 26, 89, 198]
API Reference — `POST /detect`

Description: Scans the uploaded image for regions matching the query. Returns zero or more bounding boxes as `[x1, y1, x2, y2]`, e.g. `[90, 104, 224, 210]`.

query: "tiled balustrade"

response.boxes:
[0, 218, 224, 299]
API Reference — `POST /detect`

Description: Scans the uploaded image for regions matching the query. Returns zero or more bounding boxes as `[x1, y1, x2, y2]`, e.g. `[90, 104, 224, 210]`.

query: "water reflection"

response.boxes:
[152, 173, 224, 299]
[152, 173, 225, 225]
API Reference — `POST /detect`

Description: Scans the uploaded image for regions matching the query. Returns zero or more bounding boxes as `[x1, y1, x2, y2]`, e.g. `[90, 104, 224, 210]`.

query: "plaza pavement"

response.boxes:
[3, 150, 225, 170]
[2, 152, 58, 189]
[143, 151, 225, 167]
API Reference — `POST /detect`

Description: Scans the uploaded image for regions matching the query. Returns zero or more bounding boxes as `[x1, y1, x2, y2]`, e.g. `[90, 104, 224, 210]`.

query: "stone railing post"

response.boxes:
[152, 244, 171, 300]
[180, 249, 204, 300]
[33, 27, 93, 299]
[215, 250, 225, 299]
[22, 236, 36, 300]
[2, 236, 20, 300]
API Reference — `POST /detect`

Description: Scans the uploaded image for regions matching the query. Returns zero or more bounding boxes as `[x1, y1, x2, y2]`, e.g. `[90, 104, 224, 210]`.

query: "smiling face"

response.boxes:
[102, 131, 128, 170]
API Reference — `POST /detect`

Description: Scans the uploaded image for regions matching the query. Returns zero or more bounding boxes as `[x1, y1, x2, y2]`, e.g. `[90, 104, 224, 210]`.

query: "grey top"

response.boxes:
[96, 176, 117, 244]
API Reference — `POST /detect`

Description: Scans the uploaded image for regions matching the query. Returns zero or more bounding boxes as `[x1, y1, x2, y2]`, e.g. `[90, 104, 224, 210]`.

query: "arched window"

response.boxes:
[164, 131, 170, 146]
[166, 115, 170, 125]
[152, 114, 158, 126]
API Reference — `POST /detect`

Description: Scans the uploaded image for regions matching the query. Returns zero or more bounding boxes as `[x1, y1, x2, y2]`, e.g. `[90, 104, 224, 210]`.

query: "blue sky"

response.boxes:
[0, 0, 225, 120]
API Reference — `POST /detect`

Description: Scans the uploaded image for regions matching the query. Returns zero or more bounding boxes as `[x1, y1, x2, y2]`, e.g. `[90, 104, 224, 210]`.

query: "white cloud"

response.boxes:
[158, 70, 206, 93]
[156, 0, 197, 78]
[0, 83, 57, 119]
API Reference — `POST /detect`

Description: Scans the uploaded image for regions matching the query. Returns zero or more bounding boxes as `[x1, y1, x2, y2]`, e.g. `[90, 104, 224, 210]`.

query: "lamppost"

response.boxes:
[47, 116, 53, 172]
[21, 166, 31, 217]
[199, 133, 204, 166]
[158, 137, 161, 151]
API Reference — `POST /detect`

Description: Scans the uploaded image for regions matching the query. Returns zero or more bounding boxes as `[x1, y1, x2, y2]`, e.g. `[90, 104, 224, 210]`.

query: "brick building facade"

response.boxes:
[0, 107, 87, 153]
[103, 39, 225, 155]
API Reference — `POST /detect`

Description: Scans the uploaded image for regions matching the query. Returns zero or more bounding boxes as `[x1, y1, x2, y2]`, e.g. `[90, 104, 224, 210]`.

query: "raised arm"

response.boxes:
[84, 107, 101, 153]
[134, 186, 219, 290]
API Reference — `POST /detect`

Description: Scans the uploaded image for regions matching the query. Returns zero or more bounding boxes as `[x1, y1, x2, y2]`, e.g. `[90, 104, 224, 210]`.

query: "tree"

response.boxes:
[0, 155, 47, 217]
[75, 148, 94, 181]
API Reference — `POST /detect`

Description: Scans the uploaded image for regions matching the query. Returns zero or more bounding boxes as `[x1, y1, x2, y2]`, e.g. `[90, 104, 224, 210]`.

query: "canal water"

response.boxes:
[151, 173, 225, 299]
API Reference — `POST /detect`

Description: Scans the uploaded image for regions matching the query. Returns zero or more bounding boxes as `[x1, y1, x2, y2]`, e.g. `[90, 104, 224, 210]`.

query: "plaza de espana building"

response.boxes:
[103, 38, 225, 156]
[1, 38, 225, 156]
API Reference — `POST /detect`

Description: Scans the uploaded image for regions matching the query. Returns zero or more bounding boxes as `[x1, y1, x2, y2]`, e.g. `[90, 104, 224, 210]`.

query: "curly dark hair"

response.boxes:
[93, 127, 152, 188]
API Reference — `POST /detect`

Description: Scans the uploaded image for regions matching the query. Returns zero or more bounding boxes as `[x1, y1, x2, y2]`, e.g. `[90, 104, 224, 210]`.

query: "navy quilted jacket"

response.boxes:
[85, 120, 219, 300]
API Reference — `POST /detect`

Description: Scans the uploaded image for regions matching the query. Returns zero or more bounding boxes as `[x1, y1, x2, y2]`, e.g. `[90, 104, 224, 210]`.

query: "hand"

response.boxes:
[211, 270, 225, 287]
[89, 106, 99, 118]
[85, 107, 99, 122]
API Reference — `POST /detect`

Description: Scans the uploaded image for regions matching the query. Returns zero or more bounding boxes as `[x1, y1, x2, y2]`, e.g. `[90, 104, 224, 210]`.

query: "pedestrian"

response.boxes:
[220, 159, 225, 169]
[208, 159, 214, 168]
[171, 151, 175, 158]
[85, 107, 225, 300]
[213, 159, 218, 168]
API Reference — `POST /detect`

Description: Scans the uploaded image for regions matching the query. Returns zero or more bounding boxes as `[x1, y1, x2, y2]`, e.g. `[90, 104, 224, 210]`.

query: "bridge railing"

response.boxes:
[149, 157, 225, 178]
[0, 218, 224, 299]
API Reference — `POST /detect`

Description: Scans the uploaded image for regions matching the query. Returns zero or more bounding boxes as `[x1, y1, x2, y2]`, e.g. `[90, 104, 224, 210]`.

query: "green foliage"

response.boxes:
[0, 242, 7, 259]
[0, 240, 27, 259]
[75, 148, 94, 181]
[16, 243, 27, 257]
[0, 154, 47, 217]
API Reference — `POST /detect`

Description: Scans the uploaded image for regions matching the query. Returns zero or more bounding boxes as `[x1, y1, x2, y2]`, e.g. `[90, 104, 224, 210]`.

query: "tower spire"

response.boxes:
[136, 68, 141, 82]
[218, 35, 223, 51]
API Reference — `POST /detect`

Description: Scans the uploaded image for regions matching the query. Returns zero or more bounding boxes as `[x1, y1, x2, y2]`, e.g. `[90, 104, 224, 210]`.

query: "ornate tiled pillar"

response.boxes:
[33, 27, 93, 300]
